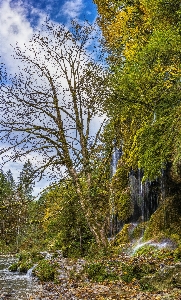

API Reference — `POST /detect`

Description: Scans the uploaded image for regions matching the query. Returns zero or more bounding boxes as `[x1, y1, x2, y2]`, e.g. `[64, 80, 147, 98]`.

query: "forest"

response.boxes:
[1, 0, 181, 298]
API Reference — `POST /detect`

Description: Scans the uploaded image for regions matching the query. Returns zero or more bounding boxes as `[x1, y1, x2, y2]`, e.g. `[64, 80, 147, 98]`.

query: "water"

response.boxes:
[0, 255, 41, 299]
[111, 146, 122, 176]
[131, 238, 174, 255]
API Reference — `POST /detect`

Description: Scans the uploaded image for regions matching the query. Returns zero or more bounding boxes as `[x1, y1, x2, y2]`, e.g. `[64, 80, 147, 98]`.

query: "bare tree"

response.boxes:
[0, 21, 112, 247]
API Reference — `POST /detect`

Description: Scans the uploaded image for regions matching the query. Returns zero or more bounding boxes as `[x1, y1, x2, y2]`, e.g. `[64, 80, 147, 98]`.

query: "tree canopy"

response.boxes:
[94, 0, 181, 181]
[0, 21, 112, 247]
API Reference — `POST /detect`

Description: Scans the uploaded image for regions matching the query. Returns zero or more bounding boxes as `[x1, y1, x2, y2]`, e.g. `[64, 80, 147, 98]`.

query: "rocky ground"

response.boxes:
[30, 281, 181, 299]
[29, 251, 181, 300]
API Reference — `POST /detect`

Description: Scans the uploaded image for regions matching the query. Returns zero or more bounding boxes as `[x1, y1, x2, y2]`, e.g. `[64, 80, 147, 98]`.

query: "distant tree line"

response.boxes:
[0, 160, 34, 252]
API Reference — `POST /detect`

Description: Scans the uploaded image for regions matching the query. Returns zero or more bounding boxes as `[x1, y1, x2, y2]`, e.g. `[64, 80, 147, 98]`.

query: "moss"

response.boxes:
[170, 233, 180, 245]
[111, 160, 133, 222]
[140, 263, 181, 290]
[19, 261, 32, 273]
[121, 260, 156, 283]
[131, 222, 147, 240]
[174, 245, 181, 261]
[144, 195, 181, 241]
[134, 245, 175, 263]
[113, 224, 132, 246]
[9, 250, 44, 273]
[134, 244, 157, 257]
[116, 188, 134, 221]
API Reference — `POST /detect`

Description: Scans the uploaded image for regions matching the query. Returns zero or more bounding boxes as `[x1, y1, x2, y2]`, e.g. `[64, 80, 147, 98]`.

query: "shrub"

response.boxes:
[19, 261, 32, 273]
[9, 250, 44, 273]
[34, 259, 58, 281]
[121, 261, 156, 283]
[83, 262, 119, 282]
[8, 262, 18, 272]
[174, 245, 181, 261]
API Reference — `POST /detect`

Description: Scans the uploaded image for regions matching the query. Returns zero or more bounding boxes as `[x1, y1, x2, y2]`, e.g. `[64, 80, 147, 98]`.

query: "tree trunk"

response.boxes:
[69, 168, 109, 249]
[78, 196, 108, 248]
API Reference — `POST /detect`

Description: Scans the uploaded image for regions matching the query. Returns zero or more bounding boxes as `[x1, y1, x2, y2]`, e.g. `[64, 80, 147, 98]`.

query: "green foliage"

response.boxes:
[8, 262, 18, 272]
[144, 196, 181, 240]
[9, 250, 44, 273]
[17, 159, 35, 201]
[173, 245, 181, 261]
[36, 180, 95, 257]
[0, 170, 18, 249]
[111, 160, 133, 221]
[83, 262, 119, 282]
[86, 242, 112, 260]
[96, 0, 181, 186]
[121, 261, 156, 283]
[121, 264, 138, 283]
[0, 163, 37, 253]
[19, 200, 46, 252]
[34, 259, 58, 282]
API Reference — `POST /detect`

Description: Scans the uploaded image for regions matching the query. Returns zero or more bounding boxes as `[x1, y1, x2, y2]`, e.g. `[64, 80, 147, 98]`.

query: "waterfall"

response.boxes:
[129, 170, 159, 223]
[109, 145, 122, 237]
[110, 142, 161, 234]
[0, 256, 40, 299]
[111, 146, 122, 176]
[26, 264, 37, 278]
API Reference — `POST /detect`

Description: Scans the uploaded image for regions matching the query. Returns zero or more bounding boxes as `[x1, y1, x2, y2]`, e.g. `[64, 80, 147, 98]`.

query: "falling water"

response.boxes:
[129, 169, 160, 224]
[131, 238, 175, 255]
[110, 142, 162, 234]
[0, 256, 41, 299]
[110, 146, 122, 236]
[111, 146, 122, 176]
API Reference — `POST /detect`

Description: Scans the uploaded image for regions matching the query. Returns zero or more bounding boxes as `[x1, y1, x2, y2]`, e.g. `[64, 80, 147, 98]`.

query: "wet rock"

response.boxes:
[0, 293, 12, 300]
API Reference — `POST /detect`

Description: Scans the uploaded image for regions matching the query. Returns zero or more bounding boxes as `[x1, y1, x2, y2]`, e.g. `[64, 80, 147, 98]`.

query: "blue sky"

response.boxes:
[0, 0, 98, 72]
[7, 0, 97, 26]
[0, 0, 99, 197]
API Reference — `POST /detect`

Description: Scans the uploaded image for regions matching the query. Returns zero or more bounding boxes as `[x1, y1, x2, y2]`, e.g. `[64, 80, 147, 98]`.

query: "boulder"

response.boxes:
[140, 263, 181, 290]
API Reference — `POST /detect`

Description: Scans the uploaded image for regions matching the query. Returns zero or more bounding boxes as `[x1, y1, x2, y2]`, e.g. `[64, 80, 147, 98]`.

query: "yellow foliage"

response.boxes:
[94, 0, 181, 181]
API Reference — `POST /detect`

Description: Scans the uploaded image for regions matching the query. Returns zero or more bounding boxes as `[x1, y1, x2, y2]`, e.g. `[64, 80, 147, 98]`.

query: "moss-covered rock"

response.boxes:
[131, 222, 147, 240]
[140, 263, 181, 290]
[121, 260, 156, 283]
[111, 160, 134, 222]
[82, 261, 120, 282]
[173, 245, 181, 261]
[9, 250, 44, 273]
[144, 195, 181, 241]
[112, 224, 133, 246]
[133, 244, 157, 257]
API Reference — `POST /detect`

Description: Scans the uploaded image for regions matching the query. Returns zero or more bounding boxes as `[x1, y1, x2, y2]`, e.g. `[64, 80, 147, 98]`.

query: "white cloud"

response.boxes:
[0, 0, 107, 197]
[0, 0, 48, 74]
[61, 0, 84, 20]
[0, 0, 32, 70]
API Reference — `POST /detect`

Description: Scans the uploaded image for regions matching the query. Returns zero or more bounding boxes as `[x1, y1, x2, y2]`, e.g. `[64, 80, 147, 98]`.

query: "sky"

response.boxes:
[0, 0, 98, 197]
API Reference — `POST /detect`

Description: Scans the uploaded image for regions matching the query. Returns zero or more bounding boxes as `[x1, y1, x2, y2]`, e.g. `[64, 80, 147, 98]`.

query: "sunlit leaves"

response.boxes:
[95, 0, 181, 181]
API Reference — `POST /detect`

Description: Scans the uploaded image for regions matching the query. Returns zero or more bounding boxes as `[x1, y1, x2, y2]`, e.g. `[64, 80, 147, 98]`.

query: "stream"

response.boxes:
[0, 255, 41, 299]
